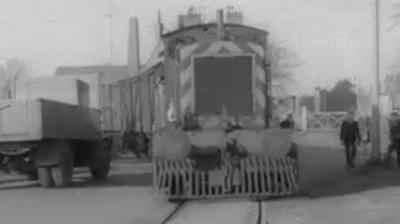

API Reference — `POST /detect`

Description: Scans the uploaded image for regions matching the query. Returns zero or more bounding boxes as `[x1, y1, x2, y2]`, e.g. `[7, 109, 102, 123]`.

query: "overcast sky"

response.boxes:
[1, 0, 400, 94]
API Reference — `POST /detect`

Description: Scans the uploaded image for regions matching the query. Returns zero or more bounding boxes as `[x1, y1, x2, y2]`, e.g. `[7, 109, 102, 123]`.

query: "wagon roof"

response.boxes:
[55, 65, 127, 77]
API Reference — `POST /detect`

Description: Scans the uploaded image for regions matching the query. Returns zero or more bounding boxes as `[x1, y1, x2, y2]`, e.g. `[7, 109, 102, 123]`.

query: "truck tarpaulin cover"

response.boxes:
[194, 56, 253, 116]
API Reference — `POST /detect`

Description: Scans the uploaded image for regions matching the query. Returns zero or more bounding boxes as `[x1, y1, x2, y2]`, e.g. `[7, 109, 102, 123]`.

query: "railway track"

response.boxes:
[255, 200, 264, 224]
[159, 199, 265, 224]
[159, 201, 188, 224]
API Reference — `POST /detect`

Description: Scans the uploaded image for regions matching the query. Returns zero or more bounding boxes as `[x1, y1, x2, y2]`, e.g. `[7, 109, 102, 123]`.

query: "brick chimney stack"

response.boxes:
[127, 17, 140, 77]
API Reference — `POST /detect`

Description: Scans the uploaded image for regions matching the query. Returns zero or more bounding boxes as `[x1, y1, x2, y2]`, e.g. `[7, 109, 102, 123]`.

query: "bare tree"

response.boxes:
[387, 1, 400, 31]
[0, 57, 28, 99]
[267, 41, 302, 96]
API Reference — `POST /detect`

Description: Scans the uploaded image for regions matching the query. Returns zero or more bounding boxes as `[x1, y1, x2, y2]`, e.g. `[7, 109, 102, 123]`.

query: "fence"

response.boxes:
[307, 111, 347, 130]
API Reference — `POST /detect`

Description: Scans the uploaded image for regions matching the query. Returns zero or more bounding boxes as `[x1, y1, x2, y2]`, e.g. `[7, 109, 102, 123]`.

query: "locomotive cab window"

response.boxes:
[193, 55, 253, 116]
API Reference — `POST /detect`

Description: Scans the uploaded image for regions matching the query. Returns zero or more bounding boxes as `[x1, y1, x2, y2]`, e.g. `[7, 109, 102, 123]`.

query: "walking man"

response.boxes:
[340, 111, 361, 170]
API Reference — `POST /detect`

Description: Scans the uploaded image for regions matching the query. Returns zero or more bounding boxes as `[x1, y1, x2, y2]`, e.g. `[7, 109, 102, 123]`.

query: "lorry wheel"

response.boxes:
[24, 161, 39, 180]
[89, 143, 111, 180]
[52, 144, 74, 188]
[38, 167, 54, 188]
[27, 169, 39, 181]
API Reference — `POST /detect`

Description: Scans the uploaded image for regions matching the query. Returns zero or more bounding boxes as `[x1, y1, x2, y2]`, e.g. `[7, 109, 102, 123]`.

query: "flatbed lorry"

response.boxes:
[0, 98, 111, 188]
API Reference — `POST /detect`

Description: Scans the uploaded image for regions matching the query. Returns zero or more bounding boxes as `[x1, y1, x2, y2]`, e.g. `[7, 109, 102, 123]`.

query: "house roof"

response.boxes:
[54, 39, 164, 83]
[54, 65, 129, 84]
[55, 65, 128, 76]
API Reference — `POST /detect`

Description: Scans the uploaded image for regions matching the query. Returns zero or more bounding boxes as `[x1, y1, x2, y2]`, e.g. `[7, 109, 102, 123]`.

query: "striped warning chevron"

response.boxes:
[179, 40, 266, 123]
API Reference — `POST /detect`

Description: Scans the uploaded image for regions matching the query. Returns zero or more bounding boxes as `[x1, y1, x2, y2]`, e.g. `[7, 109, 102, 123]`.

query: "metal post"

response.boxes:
[13, 77, 16, 99]
[314, 87, 321, 112]
[216, 9, 225, 40]
[370, 0, 381, 162]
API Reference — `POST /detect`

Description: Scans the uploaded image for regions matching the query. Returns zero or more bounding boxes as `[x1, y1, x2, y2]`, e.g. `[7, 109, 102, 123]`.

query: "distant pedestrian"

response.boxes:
[388, 112, 400, 166]
[358, 112, 370, 152]
[340, 111, 361, 170]
[280, 113, 295, 130]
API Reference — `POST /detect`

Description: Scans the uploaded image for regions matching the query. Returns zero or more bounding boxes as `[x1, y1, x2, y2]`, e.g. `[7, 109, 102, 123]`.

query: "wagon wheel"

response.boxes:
[38, 167, 54, 188]
[27, 166, 39, 181]
[89, 141, 112, 180]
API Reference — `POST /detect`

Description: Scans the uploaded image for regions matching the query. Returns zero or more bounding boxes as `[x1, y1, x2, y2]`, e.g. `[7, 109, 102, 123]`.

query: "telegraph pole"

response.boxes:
[105, 0, 114, 64]
[370, 0, 381, 162]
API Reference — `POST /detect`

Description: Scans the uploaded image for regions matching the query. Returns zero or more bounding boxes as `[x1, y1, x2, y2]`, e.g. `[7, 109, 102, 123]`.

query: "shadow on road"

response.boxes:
[0, 172, 152, 190]
[0, 158, 153, 190]
[72, 158, 153, 188]
[0, 183, 40, 190]
[73, 172, 153, 188]
[298, 145, 400, 199]
[305, 166, 400, 198]
[0, 177, 27, 185]
[1, 145, 400, 199]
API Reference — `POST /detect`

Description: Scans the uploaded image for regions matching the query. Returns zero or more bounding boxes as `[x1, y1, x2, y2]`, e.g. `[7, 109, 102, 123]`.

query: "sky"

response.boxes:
[1, 0, 400, 94]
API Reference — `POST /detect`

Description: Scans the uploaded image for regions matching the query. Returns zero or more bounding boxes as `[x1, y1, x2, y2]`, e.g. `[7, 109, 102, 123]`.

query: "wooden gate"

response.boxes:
[307, 112, 347, 130]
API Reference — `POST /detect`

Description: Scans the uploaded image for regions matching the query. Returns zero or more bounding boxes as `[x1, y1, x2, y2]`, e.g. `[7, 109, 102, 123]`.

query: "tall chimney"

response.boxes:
[127, 17, 140, 77]
[157, 10, 164, 37]
[216, 9, 225, 40]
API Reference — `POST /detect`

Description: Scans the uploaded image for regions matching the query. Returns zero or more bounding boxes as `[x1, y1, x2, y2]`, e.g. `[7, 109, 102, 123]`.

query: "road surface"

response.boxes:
[0, 130, 399, 224]
[0, 160, 174, 224]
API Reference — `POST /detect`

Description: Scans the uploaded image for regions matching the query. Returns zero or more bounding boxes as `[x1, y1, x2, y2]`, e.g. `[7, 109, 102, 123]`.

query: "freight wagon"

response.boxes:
[101, 63, 163, 157]
[103, 63, 164, 134]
